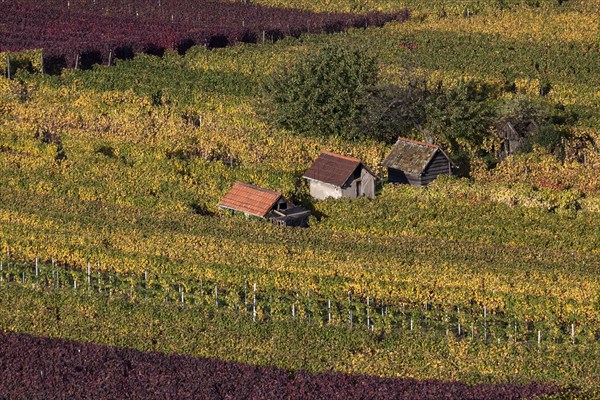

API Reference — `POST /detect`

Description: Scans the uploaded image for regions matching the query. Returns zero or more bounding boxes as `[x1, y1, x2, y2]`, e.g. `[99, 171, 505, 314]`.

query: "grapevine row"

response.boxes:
[2, 257, 597, 345]
[1, 0, 409, 73]
[0, 331, 562, 400]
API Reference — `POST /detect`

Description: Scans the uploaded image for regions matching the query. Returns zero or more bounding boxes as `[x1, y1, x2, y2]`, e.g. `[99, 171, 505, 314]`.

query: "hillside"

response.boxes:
[0, 0, 599, 398]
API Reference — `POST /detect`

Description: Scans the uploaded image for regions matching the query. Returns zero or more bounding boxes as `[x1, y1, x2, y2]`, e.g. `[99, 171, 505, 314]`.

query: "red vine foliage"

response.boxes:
[0, 331, 561, 400]
[1, 0, 409, 73]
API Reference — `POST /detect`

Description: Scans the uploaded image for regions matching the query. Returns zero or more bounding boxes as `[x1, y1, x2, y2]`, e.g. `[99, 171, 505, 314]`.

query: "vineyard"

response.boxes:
[2, 256, 598, 345]
[1, 0, 600, 397]
[0, 332, 562, 399]
[0, 0, 407, 73]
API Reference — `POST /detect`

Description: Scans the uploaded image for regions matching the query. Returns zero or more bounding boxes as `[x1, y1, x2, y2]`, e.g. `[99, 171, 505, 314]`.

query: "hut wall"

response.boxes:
[340, 167, 376, 199]
[421, 151, 452, 186]
[340, 181, 356, 199]
[309, 180, 342, 200]
[388, 168, 422, 186]
[360, 167, 376, 198]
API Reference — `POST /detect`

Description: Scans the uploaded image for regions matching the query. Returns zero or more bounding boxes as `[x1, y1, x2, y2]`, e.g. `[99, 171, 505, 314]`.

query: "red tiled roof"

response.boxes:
[218, 182, 282, 218]
[303, 151, 363, 187]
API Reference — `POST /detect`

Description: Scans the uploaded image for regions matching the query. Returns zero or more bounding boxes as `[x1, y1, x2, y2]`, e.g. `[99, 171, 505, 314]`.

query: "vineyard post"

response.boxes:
[483, 306, 487, 341]
[0, 261, 3, 283]
[108, 50, 112, 67]
[40, 52, 44, 75]
[537, 330, 541, 345]
[292, 302, 295, 317]
[74, 279, 77, 289]
[35, 257, 39, 277]
[410, 318, 413, 331]
[262, 31, 266, 44]
[181, 290, 184, 304]
[514, 320, 517, 343]
[457, 307, 461, 336]
[471, 323, 474, 339]
[74, 54, 79, 70]
[253, 283, 256, 322]
[366, 297, 370, 328]
[87, 262, 91, 284]
[215, 285, 218, 307]
[307, 289, 310, 320]
[445, 312, 449, 336]
[328, 299, 331, 323]
[571, 324, 575, 344]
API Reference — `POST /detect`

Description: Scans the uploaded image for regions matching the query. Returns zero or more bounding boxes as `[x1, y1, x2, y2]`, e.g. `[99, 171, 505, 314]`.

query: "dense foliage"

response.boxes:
[0, 0, 408, 73]
[260, 44, 379, 140]
[0, 331, 563, 400]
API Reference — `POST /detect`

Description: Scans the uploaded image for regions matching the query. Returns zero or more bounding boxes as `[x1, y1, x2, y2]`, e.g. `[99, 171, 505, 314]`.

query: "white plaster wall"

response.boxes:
[309, 180, 342, 200]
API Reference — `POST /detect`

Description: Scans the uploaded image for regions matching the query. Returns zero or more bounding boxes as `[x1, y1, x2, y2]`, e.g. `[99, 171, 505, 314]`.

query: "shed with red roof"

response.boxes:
[218, 182, 310, 227]
[303, 151, 377, 200]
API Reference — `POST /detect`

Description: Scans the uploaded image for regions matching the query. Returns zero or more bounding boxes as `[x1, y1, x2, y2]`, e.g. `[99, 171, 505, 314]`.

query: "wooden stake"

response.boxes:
[253, 283, 256, 322]
[366, 297, 370, 328]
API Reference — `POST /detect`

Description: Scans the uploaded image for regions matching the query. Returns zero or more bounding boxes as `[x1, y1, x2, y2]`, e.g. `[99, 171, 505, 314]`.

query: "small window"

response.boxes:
[278, 202, 287, 211]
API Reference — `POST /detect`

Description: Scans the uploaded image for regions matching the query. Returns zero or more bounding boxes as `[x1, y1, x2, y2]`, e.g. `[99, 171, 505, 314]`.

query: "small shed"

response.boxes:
[496, 120, 539, 159]
[218, 182, 310, 227]
[303, 151, 377, 200]
[382, 138, 452, 187]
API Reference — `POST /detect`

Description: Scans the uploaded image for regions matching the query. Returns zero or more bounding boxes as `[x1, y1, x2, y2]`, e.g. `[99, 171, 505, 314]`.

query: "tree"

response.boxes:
[495, 96, 577, 156]
[357, 77, 432, 143]
[423, 79, 498, 155]
[259, 44, 378, 141]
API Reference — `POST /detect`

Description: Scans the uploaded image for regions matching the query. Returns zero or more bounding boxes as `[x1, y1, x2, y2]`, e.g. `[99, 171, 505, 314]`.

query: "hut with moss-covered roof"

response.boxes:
[382, 138, 453, 187]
